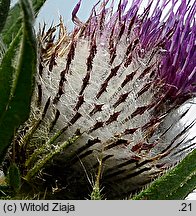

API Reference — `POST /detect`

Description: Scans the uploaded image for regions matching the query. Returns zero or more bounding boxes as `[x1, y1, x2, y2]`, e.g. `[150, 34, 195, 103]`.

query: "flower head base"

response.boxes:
[12, 0, 196, 199]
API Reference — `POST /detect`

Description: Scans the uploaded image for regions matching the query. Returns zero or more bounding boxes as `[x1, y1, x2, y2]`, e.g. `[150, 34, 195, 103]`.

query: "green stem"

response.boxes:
[25, 134, 80, 181]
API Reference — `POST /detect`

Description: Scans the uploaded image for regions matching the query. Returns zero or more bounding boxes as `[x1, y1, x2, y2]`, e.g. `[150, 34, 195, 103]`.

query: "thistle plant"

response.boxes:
[0, 0, 196, 200]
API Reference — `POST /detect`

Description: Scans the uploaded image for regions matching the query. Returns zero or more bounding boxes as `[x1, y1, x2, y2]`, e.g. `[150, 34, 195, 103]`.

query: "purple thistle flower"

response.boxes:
[13, 0, 196, 199]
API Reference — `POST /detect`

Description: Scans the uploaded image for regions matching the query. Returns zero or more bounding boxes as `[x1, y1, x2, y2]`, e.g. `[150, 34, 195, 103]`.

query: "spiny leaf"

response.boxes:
[1, 2, 22, 45]
[0, 29, 22, 120]
[25, 122, 71, 168]
[0, 0, 11, 33]
[132, 149, 196, 200]
[25, 134, 80, 181]
[166, 173, 196, 200]
[2, 0, 47, 45]
[0, 0, 37, 163]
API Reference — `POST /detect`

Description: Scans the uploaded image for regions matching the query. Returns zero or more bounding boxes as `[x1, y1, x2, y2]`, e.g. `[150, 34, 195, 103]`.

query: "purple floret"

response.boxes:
[73, 0, 196, 102]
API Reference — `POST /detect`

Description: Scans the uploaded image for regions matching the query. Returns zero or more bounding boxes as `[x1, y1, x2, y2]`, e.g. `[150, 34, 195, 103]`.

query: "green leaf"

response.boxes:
[167, 173, 196, 200]
[132, 149, 196, 200]
[0, 0, 37, 163]
[2, 0, 47, 46]
[0, 29, 22, 120]
[0, 0, 11, 33]
[7, 163, 21, 192]
[1, 1, 21, 45]
[32, 0, 47, 15]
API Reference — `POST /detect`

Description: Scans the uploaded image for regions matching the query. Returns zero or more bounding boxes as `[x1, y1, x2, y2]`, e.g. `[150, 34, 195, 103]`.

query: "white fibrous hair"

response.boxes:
[14, 0, 196, 199]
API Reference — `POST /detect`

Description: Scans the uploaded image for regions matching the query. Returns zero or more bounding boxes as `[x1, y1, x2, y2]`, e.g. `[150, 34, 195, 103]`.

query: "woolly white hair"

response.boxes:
[14, 0, 196, 199]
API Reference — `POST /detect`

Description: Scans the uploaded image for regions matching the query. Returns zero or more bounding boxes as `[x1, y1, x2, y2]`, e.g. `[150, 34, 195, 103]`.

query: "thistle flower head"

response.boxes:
[12, 0, 196, 199]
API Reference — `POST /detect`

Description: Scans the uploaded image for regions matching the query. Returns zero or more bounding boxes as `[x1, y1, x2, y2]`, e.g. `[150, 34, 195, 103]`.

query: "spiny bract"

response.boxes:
[11, 0, 196, 199]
